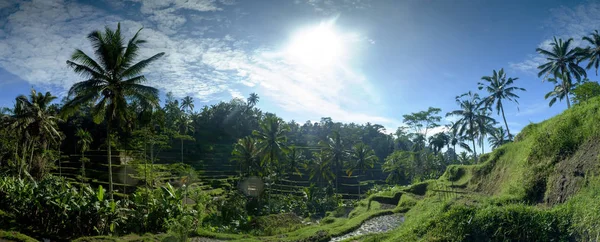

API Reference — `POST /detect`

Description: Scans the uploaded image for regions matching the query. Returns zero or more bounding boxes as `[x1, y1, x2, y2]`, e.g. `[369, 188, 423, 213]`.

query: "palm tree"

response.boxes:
[578, 30, 600, 75]
[62, 23, 164, 200]
[545, 72, 573, 108]
[286, 146, 304, 177]
[488, 127, 510, 149]
[319, 131, 345, 191]
[180, 96, 194, 113]
[536, 37, 586, 82]
[346, 143, 377, 196]
[457, 152, 472, 164]
[8, 89, 62, 179]
[478, 69, 526, 139]
[308, 150, 334, 187]
[175, 113, 194, 164]
[76, 128, 93, 181]
[247, 93, 259, 108]
[253, 114, 289, 175]
[231, 136, 260, 176]
[428, 132, 449, 155]
[446, 92, 495, 162]
[475, 111, 497, 154]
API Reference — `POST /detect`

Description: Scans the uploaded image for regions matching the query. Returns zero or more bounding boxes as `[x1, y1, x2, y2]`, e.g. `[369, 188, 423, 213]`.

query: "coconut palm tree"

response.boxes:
[428, 132, 449, 155]
[346, 143, 377, 196]
[545, 72, 574, 109]
[175, 113, 194, 164]
[537, 37, 586, 82]
[231, 136, 260, 176]
[253, 114, 289, 175]
[76, 128, 93, 181]
[478, 69, 526, 139]
[286, 146, 304, 177]
[308, 150, 334, 187]
[474, 111, 497, 154]
[488, 127, 510, 149]
[319, 131, 346, 191]
[62, 23, 164, 199]
[457, 152, 472, 164]
[180, 96, 194, 113]
[446, 92, 495, 162]
[578, 30, 600, 75]
[247, 93, 259, 108]
[8, 89, 62, 179]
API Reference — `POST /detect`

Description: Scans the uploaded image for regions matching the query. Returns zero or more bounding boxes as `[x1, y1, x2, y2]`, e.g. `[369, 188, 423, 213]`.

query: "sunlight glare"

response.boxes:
[285, 20, 346, 68]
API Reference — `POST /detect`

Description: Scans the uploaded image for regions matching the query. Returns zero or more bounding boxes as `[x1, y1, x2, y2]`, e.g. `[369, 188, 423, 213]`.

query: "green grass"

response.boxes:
[0, 231, 38, 242]
[268, 201, 393, 242]
[356, 96, 600, 241]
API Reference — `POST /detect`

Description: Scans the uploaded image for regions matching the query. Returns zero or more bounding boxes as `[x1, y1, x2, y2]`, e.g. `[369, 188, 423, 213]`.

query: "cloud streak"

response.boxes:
[509, 2, 600, 75]
[0, 0, 395, 127]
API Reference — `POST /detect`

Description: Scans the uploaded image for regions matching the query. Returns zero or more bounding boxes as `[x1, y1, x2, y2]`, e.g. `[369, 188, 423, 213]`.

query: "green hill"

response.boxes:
[358, 96, 600, 241]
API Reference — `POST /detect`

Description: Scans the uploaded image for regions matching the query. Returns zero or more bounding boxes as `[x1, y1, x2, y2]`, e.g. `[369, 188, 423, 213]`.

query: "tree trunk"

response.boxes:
[472, 138, 477, 163]
[81, 152, 86, 182]
[29, 140, 34, 175]
[566, 93, 571, 109]
[150, 140, 154, 187]
[107, 123, 114, 200]
[357, 168, 361, 198]
[500, 103, 512, 139]
[181, 138, 184, 164]
[481, 137, 484, 155]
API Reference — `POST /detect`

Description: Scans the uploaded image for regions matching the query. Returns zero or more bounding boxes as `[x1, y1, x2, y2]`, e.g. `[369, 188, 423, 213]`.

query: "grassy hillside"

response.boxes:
[359, 97, 600, 241]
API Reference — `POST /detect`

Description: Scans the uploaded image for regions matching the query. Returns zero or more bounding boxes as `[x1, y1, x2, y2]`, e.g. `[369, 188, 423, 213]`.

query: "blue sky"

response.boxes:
[1, 0, 599, 136]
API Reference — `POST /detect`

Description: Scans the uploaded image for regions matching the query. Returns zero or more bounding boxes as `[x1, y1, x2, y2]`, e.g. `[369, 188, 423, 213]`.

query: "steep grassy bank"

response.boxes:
[360, 97, 600, 241]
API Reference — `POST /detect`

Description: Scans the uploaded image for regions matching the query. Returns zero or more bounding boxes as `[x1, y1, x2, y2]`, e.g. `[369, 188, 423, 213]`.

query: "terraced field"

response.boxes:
[53, 150, 388, 199]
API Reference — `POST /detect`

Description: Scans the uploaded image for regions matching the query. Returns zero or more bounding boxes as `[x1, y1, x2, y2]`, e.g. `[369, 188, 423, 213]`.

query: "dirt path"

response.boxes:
[329, 213, 404, 242]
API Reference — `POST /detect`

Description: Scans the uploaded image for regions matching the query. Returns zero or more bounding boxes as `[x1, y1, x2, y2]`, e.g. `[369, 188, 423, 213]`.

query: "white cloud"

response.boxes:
[0, 0, 394, 126]
[295, 0, 371, 15]
[510, 2, 600, 75]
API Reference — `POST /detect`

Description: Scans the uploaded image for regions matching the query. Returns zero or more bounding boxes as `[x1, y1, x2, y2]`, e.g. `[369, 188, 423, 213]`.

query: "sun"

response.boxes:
[285, 20, 346, 69]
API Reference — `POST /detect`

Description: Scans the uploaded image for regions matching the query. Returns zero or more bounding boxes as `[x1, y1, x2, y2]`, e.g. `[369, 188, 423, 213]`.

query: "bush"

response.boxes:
[427, 203, 571, 241]
[0, 176, 209, 240]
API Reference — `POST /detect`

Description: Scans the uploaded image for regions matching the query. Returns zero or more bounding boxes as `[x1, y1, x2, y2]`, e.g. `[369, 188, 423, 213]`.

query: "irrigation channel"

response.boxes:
[330, 213, 405, 242]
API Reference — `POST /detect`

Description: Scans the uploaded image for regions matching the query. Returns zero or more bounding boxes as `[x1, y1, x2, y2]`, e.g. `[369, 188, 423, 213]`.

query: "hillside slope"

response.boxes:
[367, 97, 600, 241]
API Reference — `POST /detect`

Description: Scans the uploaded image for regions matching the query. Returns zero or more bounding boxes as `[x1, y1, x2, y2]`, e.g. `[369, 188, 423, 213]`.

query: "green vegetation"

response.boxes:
[2, 22, 600, 242]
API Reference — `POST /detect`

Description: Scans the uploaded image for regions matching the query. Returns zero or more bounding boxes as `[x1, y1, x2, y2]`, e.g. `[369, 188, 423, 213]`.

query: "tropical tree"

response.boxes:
[253, 114, 289, 175]
[544, 72, 574, 108]
[285, 146, 304, 177]
[319, 131, 346, 191]
[572, 81, 600, 104]
[488, 127, 510, 149]
[62, 23, 164, 199]
[457, 152, 472, 164]
[382, 150, 414, 184]
[475, 110, 497, 154]
[247, 93, 259, 108]
[536, 37, 586, 82]
[578, 30, 600, 75]
[402, 107, 442, 137]
[308, 150, 334, 186]
[174, 113, 194, 164]
[231, 136, 260, 176]
[428, 132, 449, 155]
[446, 92, 495, 162]
[76, 128, 93, 181]
[478, 68, 526, 139]
[180, 96, 194, 113]
[7, 89, 62, 179]
[346, 143, 377, 196]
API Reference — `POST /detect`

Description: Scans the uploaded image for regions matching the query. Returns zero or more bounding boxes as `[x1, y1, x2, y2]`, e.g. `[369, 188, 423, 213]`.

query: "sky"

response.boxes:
[1, 0, 600, 137]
